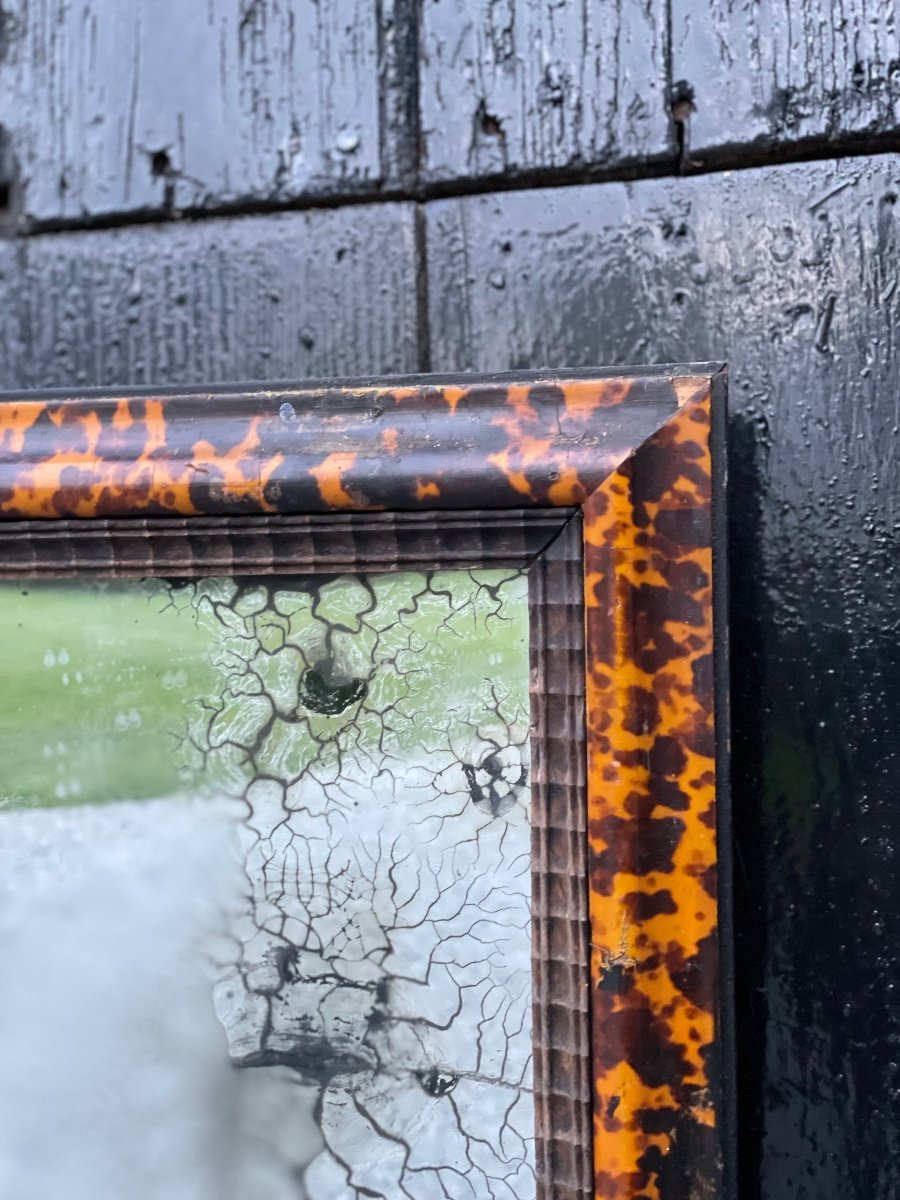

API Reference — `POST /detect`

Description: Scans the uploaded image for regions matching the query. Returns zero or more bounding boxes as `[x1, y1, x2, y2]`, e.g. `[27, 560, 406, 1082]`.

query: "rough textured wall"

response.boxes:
[0, 3, 898, 1198]
[0, 0, 419, 219]
[426, 158, 900, 1198]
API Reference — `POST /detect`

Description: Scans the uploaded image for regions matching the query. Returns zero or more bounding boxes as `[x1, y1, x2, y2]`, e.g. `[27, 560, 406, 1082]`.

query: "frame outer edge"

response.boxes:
[582, 375, 724, 1200]
[0, 364, 729, 1200]
[710, 367, 736, 1200]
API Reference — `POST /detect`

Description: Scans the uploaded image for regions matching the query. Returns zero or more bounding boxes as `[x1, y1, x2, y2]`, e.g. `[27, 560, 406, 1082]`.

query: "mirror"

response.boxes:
[0, 570, 535, 1200]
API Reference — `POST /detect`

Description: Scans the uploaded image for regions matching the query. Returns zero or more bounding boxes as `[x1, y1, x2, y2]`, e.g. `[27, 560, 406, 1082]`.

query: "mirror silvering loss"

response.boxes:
[0, 571, 534, 1200]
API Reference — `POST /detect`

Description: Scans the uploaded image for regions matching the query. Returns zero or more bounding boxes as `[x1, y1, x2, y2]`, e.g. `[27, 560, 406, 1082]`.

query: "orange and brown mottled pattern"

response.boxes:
[0, 374, 692, 519]
[583, 387, 721, 1200]
[0, 365, 727, 1200]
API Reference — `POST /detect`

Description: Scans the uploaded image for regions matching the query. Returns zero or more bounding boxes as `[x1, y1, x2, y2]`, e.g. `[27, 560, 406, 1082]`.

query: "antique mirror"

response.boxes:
[0, 365, 730, 1200]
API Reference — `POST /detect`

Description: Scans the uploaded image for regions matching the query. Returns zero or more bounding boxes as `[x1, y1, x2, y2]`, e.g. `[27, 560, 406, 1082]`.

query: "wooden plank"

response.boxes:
[426, 159, 900, 633]
[0, 205, 420, 388]
[0, 0, 416, 223]
[671, 0, 900, 158]
[426, 183, 647, 371]
[426, 156, 900, 1197]
[418, 0, 670, 184]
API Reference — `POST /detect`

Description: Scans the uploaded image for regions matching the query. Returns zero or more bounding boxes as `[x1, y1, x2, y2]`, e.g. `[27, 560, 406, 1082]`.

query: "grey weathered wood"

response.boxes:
[0, 205, 420, 388]
[418, 0, 670, 183]
[0, 0, 415, 223]
[426, 156, 900, 1197]
[672, 0, 900, 158]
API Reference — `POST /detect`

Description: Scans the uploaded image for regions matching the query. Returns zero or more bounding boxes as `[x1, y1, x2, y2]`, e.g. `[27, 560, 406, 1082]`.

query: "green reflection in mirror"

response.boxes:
[0, 582, 217, 808]
[0, 572, 528, 812]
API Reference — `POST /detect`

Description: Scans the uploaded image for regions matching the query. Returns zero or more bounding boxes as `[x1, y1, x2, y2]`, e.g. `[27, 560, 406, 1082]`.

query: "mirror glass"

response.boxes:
[0, 570, 534, 1200]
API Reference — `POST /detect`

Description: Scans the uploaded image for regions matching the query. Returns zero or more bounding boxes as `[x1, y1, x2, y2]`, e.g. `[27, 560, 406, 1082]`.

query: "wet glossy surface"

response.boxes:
[427, 156, 900, 1199]
[2, 1, 897, 1192]
[0, 373, 726, 1200]
[0, 371, 691, 519]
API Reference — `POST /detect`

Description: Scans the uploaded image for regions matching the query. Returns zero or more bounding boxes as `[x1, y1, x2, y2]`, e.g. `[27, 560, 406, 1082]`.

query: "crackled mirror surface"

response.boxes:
[0, 570, 533, 1200]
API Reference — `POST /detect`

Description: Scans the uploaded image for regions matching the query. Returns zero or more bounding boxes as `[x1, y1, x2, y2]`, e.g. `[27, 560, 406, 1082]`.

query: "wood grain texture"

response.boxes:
[0, 0, 415, 223]
[425, 158, 900, 636]
[418, 0, 670, 184]
[528, 513, 591, 1200]
[426, 154, 900, 1199]
[0, 206, 420, 389]
[0, 508, 573, 578]
[671, 0, 900, 158]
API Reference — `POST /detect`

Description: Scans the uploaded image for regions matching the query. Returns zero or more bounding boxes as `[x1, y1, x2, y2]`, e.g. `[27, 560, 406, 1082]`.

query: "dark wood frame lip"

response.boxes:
[0, 508, 578, 576]
[0, 363, 730, 1200]
[709, 366, 736, 1200]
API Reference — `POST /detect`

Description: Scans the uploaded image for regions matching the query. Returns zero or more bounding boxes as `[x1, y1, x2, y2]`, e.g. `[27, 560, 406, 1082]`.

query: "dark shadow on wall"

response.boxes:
[726, 407, 768, 1200]
[728, 404, 900, 1200]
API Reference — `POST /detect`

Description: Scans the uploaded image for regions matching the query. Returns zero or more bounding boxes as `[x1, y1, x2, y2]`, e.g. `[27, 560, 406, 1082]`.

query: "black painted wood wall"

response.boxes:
[1, 4, 897, 1196]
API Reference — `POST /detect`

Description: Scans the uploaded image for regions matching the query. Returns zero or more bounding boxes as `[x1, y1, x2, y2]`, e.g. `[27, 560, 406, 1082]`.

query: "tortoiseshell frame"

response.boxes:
[0, 364, 731, 1200]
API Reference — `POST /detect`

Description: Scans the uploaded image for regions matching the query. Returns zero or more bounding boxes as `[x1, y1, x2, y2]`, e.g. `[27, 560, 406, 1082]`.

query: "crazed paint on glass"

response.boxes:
[0, 570, 534, 1200]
